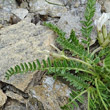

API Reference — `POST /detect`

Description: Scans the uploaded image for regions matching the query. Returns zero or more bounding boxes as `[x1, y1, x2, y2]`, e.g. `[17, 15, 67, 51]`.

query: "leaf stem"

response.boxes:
[50, 44, 62, 54]
[87, 46, 90, 55]
[63, 55, 93, 69]
[99, 79, 110, 92]
[88, 90, 90, 110]
[95, 78, 108, 110]
[91, 47, 102, 56]
[66, 89, 88, 106]
[45, 67, 96, 76]
[38, 50, 93, 69]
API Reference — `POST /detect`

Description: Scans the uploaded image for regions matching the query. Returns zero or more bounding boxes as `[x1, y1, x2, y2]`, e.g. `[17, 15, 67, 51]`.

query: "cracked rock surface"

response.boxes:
[0, 89, 7, 108]
[27, 76, 71, 110]
[0, 0, 109, 110]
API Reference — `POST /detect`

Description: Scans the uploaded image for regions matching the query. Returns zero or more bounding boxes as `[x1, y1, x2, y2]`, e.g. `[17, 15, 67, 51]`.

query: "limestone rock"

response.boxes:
[0, 21, 56, 92]
[6, 91, 27, 104]
[98, 0, 109, 4]
[20, 1, 29, 9]
[28, 75, 71, 110]
[11, 8, 28, 20]
[4, 105, 25, 110]
[60, 0, 71, 6]
[29, 0, 67, 17]
[80, 0, 87, 5]
[104, 1, 110, 12]
[74, 1, 80, 8]
[57, 11, 82, 38]
[0, 89, 7, 107]
[93, 2, 102, 20]
[0, 0, 17, 26]
[57, 2, 101, 41]
[0, 0, 17, 12]
[0, 24, 3, 29]
[0, 10, 13, 26]
[3, 100, 26, 110]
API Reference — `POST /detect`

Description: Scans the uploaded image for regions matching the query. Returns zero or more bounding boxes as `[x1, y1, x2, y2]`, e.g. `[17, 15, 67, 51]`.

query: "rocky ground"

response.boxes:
[0, 0, 109, 110]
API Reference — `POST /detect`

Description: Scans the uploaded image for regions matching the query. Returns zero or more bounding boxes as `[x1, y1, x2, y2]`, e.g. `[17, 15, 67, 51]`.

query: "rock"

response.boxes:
[74, 1, 80, 8]
[59, 0, 74, 7]
[0, 21, 56, 96]
[104, 1, 110, 12]
[57, 11, 83, 38]
[60, 0, 71, 6]
[80, 0, 87, 5]
[0, 89, 7, 107]
[6, 91, 27, 104]
[27, 96, 44, 110]
[29, 0, 67, 17]
[4, 104, 25, 110]
[28, 75, 71, 110]
[11, 8, 28, 20]
[98, 0, 109, 4]
[57, 2, 101, 41]
[0, 10, 13, 26]
[20, 1, 29, 9]
[0, 0, 17, 12]
[5, 71, 45, 103]
[0, 24, 3, 29]
[9, 15, 21, 24]
[3, 100, 26, 110]
[93, 2, 102, 20]
[0, 0, 18, 26]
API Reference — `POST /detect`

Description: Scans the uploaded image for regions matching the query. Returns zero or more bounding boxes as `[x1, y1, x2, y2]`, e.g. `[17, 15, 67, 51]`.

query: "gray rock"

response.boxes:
[28, 75, 71, 110]
[80, 0, 87, 5]
[0, 10, 12, 26]
[0, 89, 7, 107]
[29, 0, 67, 17]
[57, 2, 101, 41]
[59, 0, 73, 6]
[60, 0, 71, 5]
[93, 2, 102, 20]
[20, 1, 29, 9]
[0, 0, 17, 12]
[0, 21, 56, 92]
[0, 0, 18, 26]
[11, 8, 28, 20]
[6, 91, 27, 104]
[4, 105, 25, 110]
[57, 11, 82, 38]
[98, 0, 109, 4]
[3, 100, 26, 110]
[104, 1, 110, 12]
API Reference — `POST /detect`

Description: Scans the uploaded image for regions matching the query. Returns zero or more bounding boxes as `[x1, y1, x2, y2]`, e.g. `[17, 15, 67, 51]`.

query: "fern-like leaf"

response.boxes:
[98, 46, 110, 58]
[61, 72, 89, 90]
[104, 55, 110, 72]
[61, 90, 84, 110]
[56, 36, 87, 58]
[81, 0, 96, 47]
[68, 29, 79, 46]
[43, 22, 66, 37]
[5, 59, 43, 79]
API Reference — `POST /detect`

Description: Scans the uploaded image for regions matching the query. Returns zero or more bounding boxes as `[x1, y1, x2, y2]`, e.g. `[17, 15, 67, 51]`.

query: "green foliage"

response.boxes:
[5, 0, 110, 110]
[104, 55, 110, 72]
[44, 22, 66, 37]
[81, 0, 96, 48]
[56, 30, 87, 58]
[61, 90, 85, 110]
[98, 46, 110, 58]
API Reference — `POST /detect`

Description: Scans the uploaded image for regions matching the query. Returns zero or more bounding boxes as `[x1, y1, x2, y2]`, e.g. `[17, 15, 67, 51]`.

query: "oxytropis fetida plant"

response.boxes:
[5, 0, 110, 110]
